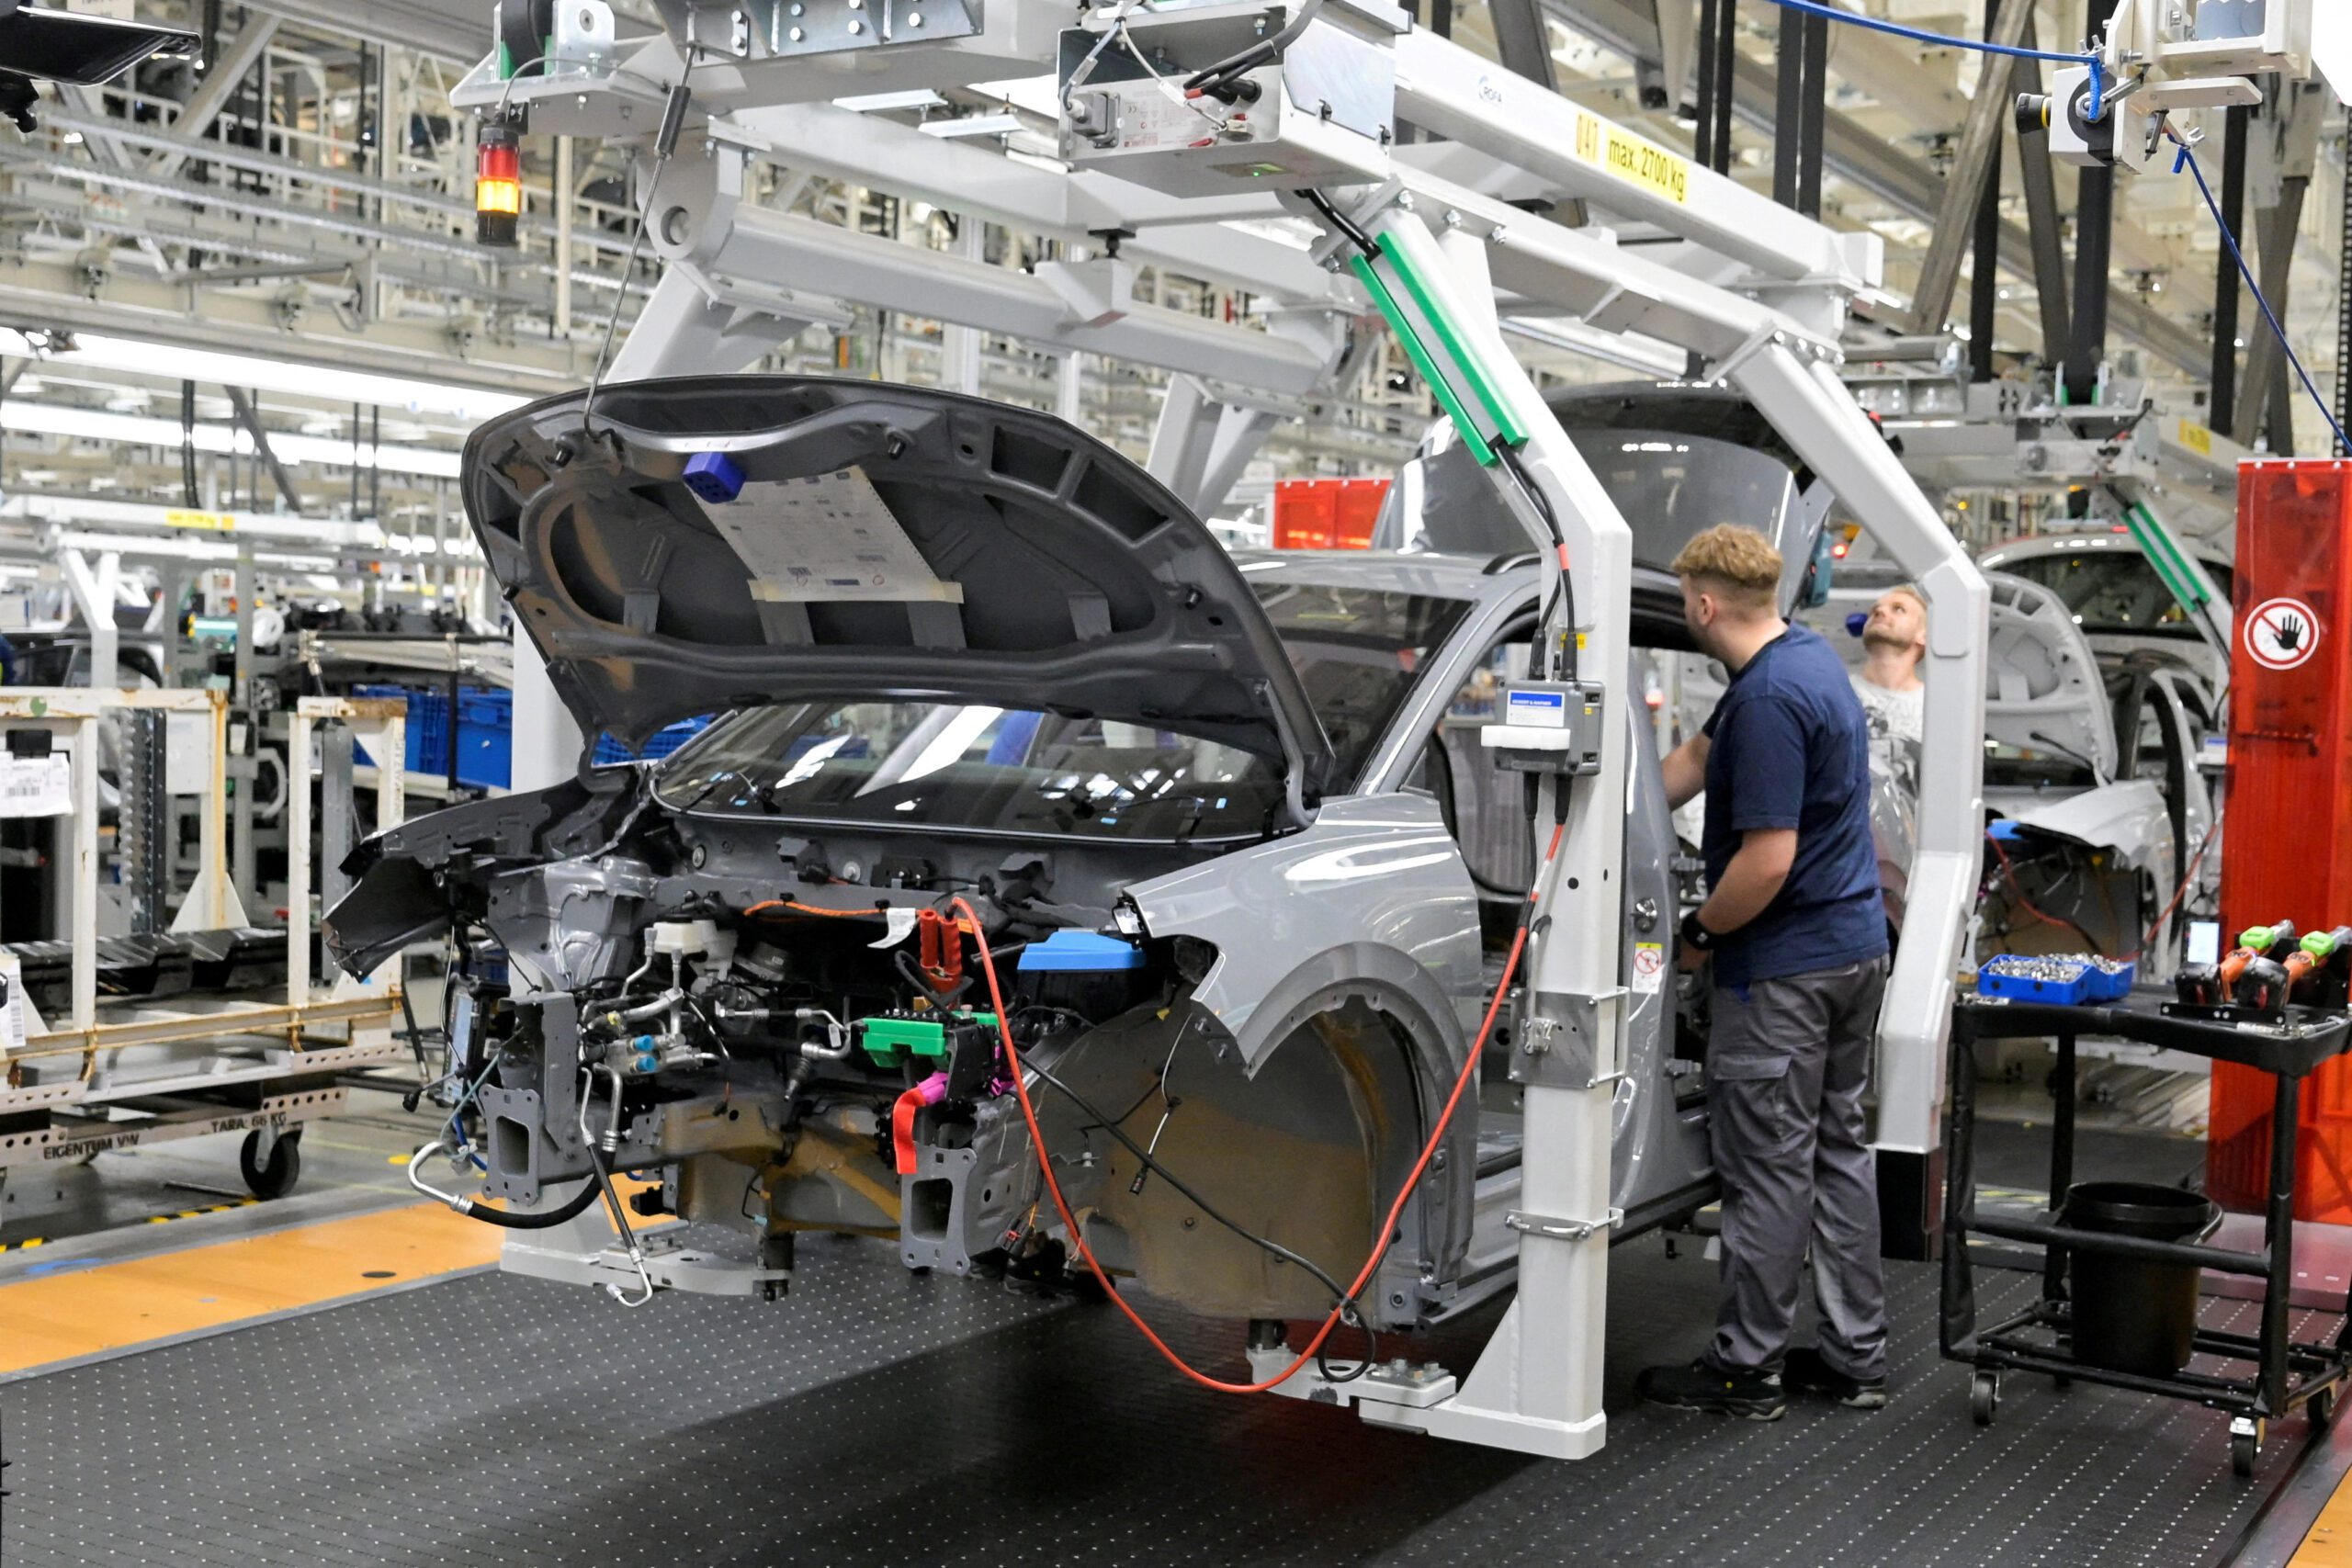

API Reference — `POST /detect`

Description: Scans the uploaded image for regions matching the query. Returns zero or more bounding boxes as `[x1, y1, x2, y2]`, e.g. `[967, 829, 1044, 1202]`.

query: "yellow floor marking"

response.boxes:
[0, 1180, 670, 1376]
[2291, 1453, 2352, 1566]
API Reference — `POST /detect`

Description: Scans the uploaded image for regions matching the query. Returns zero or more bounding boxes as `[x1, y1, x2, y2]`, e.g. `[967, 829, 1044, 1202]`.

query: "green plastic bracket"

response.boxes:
[1351, 254, 1496, 466]
[858, 1010, 1001, 1066]
[2123, 501, 2210, 609]
[1376, 231, 1528, 451]
[1347, 215, 1531, 468]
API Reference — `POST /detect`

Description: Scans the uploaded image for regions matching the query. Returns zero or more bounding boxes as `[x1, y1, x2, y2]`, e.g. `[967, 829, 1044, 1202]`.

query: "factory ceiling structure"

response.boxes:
[0, 0, 2343, 543]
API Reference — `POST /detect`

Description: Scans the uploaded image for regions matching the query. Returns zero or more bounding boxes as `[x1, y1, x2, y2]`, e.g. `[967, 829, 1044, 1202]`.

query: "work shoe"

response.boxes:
[1783, 1346, 1889, 1410]
[1635, 1357, 1786, 1421]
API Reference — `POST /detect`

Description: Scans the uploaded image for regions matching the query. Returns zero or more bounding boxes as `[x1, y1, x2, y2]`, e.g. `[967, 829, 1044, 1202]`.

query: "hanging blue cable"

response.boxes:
[1753, 0, 2104, 116]
[1751, 0, 2345, 454]
[2172, 136, 2352, 456]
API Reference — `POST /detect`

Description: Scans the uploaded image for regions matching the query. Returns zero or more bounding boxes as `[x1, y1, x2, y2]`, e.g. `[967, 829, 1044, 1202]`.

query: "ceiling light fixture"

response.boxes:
[2, 401, 463, 479]
[0, 330, 530, 423]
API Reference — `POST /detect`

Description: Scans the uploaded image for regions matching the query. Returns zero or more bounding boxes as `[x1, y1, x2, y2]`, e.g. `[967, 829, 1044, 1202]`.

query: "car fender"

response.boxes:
[1122, 793, 1483, 1076]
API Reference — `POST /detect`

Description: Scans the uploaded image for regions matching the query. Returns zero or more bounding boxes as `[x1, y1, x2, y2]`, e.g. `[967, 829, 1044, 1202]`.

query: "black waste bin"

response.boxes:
[2062, 1181, 2222, 1377]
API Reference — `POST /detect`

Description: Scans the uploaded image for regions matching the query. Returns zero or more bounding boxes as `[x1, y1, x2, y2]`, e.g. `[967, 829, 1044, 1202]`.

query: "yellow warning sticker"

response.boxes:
[2178, 420, 2213, 457]
[164, 509, 236, 531]
[1575, 112, 1690, 204]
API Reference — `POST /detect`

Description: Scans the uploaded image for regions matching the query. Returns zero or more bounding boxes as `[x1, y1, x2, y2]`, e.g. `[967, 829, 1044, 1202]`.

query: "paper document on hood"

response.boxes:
[703, 468, 964, 604]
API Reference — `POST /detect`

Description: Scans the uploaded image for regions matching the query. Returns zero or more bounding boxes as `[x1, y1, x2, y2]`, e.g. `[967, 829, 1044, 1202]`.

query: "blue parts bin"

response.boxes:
[2086, 957, 2138, 1001]
[1977, 954, 2096, 1006]
[1976, 953, 2138, 1005]
[683, 451, 745, 503]
[352, 683, 512, 789]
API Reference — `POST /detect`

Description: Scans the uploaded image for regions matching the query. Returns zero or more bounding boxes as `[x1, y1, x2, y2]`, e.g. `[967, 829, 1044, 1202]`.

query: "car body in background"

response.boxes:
[1977, 529, 2233, 694]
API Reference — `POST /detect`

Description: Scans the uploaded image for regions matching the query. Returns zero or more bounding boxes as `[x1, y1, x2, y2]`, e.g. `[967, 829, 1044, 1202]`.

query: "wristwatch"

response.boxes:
[1679, 910, 1717, 953]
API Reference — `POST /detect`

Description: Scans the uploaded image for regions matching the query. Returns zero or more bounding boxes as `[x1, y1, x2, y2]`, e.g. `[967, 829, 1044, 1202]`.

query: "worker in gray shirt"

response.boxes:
[1637, 524, 1893, 1422]
[1852, 584, 1928, 799]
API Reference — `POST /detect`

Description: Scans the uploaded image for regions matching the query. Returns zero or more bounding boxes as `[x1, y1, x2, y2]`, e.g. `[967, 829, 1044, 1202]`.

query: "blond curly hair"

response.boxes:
[1669, 524, 1782, 611]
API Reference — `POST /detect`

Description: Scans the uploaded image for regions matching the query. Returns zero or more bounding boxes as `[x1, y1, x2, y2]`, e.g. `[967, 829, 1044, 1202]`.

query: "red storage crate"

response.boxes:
[1272, 478, 1390, 549]
[2209, 459, 2352, 1219]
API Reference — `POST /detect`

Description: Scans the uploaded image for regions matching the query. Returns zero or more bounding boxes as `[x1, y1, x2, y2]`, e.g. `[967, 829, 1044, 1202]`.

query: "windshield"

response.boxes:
[1992, 549, 2232, 637]
[653, 703, 1285, 840]
[1401, 427, 1810, 597]
[649, 581, 1472, 836]
[1249, 580, 1473, 787]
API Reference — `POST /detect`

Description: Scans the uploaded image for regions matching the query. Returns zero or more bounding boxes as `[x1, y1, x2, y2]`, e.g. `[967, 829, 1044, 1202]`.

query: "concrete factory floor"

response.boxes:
[1, 1085, 2347, 1566]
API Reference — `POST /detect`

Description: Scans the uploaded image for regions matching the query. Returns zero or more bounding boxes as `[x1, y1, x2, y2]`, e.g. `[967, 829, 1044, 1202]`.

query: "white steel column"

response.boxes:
[61, 548, 120, 688]
[1729, 345, 1988, 1232]
[508, 629, 583, 792]
[1351, 213, 1632, 1461]
[942, 220, 985, 396]
[1147, 377, 1285, 516]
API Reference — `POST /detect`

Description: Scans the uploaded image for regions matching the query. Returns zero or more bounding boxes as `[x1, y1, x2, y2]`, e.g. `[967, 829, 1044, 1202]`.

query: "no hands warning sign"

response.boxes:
[2245, 596, 2322, 672]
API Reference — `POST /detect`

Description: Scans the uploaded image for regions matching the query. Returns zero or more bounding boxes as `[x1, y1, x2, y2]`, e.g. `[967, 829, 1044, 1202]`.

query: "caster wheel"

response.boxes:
[2312, 1386, 2339, 1428]
[2230, 1416, 2266, 1478]
[239, 1130, 301, 1200]
[1970, 1370, 2000, 1426]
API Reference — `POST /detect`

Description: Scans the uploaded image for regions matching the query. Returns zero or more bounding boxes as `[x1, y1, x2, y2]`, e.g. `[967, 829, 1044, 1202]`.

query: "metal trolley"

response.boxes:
[1940, 997, 2352, 1476]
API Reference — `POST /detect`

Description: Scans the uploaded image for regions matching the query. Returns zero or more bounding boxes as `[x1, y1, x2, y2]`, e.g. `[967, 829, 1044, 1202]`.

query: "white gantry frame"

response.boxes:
[460, 0, 1989, 1461]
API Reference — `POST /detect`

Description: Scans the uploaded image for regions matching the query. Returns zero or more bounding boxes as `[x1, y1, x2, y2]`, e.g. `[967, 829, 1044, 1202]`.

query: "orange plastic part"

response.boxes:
[1271, 477, 1390, 550]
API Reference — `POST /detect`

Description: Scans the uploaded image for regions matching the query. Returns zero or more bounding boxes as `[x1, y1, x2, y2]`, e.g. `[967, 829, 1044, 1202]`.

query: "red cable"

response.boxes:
[2142, 816, 2222, 956]
[1986, 832, 2125, 960]
[949, 818, 1564, 1394]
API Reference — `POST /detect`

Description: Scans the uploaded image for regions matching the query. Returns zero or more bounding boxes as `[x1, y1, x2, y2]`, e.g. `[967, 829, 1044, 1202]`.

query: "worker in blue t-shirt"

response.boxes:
[1636, 523, 1893, 1423]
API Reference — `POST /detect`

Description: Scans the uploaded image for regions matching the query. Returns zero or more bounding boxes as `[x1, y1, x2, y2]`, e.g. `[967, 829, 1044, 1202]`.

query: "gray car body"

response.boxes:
[326, 379, 1713, 1330]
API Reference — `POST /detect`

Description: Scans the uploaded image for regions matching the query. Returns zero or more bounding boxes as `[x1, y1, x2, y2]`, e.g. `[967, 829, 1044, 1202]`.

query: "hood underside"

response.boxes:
[462, 377, 1335, 790]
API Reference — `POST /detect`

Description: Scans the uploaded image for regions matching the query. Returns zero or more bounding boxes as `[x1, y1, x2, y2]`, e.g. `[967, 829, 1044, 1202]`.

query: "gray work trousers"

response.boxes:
[1705, 955, 1891, 1378]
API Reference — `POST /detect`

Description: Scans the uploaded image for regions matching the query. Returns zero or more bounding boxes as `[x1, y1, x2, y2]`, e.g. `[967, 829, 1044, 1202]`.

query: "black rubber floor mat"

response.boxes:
[0, 1234, 2331, 1566]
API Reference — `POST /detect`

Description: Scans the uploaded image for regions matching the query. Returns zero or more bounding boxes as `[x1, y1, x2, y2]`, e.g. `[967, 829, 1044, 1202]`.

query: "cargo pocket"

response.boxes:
[1708, 1046, 1801, 1162]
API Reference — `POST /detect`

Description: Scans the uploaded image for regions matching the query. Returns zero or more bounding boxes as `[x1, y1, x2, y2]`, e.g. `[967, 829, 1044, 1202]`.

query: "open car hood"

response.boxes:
[463, 377, 1336, 793]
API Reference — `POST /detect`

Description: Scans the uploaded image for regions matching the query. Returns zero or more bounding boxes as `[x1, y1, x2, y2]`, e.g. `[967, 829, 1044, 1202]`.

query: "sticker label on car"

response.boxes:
[703, 467, 965, 605]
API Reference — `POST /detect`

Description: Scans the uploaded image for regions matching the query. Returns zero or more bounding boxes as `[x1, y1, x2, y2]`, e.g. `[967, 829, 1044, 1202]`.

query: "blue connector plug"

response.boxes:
[683, 451, 745, 504]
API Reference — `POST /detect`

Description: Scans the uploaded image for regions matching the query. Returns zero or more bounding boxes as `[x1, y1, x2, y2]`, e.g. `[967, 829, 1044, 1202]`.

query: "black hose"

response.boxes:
[1185, 0, 1326, 96]
[455, 1178, 601, 1230]
[1299, 186, 1377, 256]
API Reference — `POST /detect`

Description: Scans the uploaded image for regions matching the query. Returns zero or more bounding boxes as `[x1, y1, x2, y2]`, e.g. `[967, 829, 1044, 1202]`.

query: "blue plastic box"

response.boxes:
[1018, 931, 1147, 972]
[2085, 957, 2138, 1002]
[352, 682, 512, 789]
[1977, 955, 2095, 1007]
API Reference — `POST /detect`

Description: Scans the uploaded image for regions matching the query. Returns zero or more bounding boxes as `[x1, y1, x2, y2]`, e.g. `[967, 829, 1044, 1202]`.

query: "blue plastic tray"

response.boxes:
[2085, 958, 2138, 1002]
[1977, 955, 2095, 1007]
